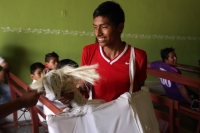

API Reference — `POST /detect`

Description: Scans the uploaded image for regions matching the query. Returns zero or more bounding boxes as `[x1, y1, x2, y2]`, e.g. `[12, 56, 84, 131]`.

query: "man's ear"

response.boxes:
[45, 62, 48, 67]
[164, 58, 168, 63]
[117, 23, 124, 33]
[30, 74, 34, 80]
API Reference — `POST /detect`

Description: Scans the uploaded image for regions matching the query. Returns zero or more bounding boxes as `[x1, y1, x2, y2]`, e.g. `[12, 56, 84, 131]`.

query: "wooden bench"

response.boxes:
[176, 63, 200, 74]
[0, 73, 31, 130]
[147, 68, 200, 133]
[4, 72, 62, 133]
[150, 92, 179, 133]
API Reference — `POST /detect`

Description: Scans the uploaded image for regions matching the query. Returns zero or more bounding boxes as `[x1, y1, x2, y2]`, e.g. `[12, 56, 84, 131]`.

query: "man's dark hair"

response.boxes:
[45, 51, 59, 62]
[30, 62, 45, 74]
[160, 47, 175, 62]
[93, 1, 125, 26]
[57, 59, 79, 69]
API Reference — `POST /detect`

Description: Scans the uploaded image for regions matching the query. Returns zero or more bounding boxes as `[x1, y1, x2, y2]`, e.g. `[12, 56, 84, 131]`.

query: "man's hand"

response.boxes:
[0, 70, 5, 83]
[0, 90, 41, 119]
[59, 91, 74, 104]
[0, 60, 10, 83]
[19, 90, 41, 108]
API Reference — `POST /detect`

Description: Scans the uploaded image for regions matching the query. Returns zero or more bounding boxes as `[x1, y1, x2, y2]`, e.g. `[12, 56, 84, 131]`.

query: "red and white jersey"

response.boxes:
[81, 43, 147, 102]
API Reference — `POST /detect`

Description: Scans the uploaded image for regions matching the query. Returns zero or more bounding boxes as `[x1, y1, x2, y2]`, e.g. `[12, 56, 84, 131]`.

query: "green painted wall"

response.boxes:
[0, 0, 199, 84]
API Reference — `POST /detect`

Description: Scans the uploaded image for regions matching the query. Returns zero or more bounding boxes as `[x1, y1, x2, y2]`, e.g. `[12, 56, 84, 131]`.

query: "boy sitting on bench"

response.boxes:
[147, 47, 199, 110]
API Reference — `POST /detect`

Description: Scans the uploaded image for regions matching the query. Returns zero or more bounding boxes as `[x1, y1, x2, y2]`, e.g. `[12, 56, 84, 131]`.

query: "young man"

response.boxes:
[147, 47, 199, 109]
[81, 1, 147, 102]
[0, 56, 11, 105]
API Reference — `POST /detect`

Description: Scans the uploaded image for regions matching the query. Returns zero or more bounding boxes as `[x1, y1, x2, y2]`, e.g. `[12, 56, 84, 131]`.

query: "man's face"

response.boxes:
[46, 57, 58, 70]
[31, 68, 44, 80]
[93, 16, 123, 47]
[165, 52, 177, 66]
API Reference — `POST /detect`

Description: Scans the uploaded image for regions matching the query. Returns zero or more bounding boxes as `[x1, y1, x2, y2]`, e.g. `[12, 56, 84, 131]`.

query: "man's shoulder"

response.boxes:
[151, 60, 163, 64]
[127, 45, 146, 55]
[129, 45, 147, 59]
[151, 61, 179, 73]
[170, 66, 180, 73]
[150, 61, 164, 69]
[133, 47, 146, 55]
[83, 43, 99, 50]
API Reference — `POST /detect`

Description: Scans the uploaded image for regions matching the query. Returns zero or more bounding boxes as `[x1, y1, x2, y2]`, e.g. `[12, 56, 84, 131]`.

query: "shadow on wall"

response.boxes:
[2, 44, 28, 76]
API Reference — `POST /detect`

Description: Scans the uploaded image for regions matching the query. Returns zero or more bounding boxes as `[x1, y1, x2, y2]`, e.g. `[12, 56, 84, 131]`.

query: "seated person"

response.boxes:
[30, 62, 45, 84]
[44, 51, 59, 74]
[57, 59, 89, 99]
[30, 62, 46, 122]
[0, 56, 11, 105]
[56, 58, 80, 107]
[147, 47, 199, 110]
[57, 59, 78, 69]
[30, 59, 98, 115]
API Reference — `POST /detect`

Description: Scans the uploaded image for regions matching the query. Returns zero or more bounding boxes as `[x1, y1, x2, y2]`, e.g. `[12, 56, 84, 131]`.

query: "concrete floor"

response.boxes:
[0, 121, 47, 133]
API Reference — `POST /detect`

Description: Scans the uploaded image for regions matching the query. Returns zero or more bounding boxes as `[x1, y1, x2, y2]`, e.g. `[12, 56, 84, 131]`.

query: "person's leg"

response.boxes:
[0, 83, 11, 104]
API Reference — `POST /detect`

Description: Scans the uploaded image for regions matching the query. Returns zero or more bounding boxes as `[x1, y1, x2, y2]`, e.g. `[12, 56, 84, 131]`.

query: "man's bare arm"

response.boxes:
[0, 90, 41, 119]
[178, 84, 192, 103]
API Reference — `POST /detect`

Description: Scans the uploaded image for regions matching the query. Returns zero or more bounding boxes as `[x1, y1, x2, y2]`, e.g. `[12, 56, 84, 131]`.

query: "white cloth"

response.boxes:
[129, 46, 135, 93]
[0, 56, 4, 64]
[46, 87, 159, 133]
[31, 80, 46, 122]
[43, 100, 67, 116]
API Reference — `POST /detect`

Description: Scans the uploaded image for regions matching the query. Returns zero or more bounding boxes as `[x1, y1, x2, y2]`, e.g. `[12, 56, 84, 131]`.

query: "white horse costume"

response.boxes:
[30, 47, 159, 133]
[46, 87, 159, 133]
[30, 64, 101, 121]
[30, 64, 100, 108]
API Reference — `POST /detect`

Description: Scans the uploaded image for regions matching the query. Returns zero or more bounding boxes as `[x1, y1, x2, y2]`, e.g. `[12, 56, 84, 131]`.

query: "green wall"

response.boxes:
[0, 0, 199, 84]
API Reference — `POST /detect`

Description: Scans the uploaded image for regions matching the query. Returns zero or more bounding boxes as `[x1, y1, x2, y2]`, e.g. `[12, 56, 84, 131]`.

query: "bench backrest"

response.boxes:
[150, 93, 174, 133]
[176, 63, 200, 74]
[147, 68, 200, 89]
[6, 72, 62, 133]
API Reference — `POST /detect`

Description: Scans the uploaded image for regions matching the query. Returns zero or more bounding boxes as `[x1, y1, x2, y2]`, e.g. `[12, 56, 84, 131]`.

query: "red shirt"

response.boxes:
[81, 43, 147, 102]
